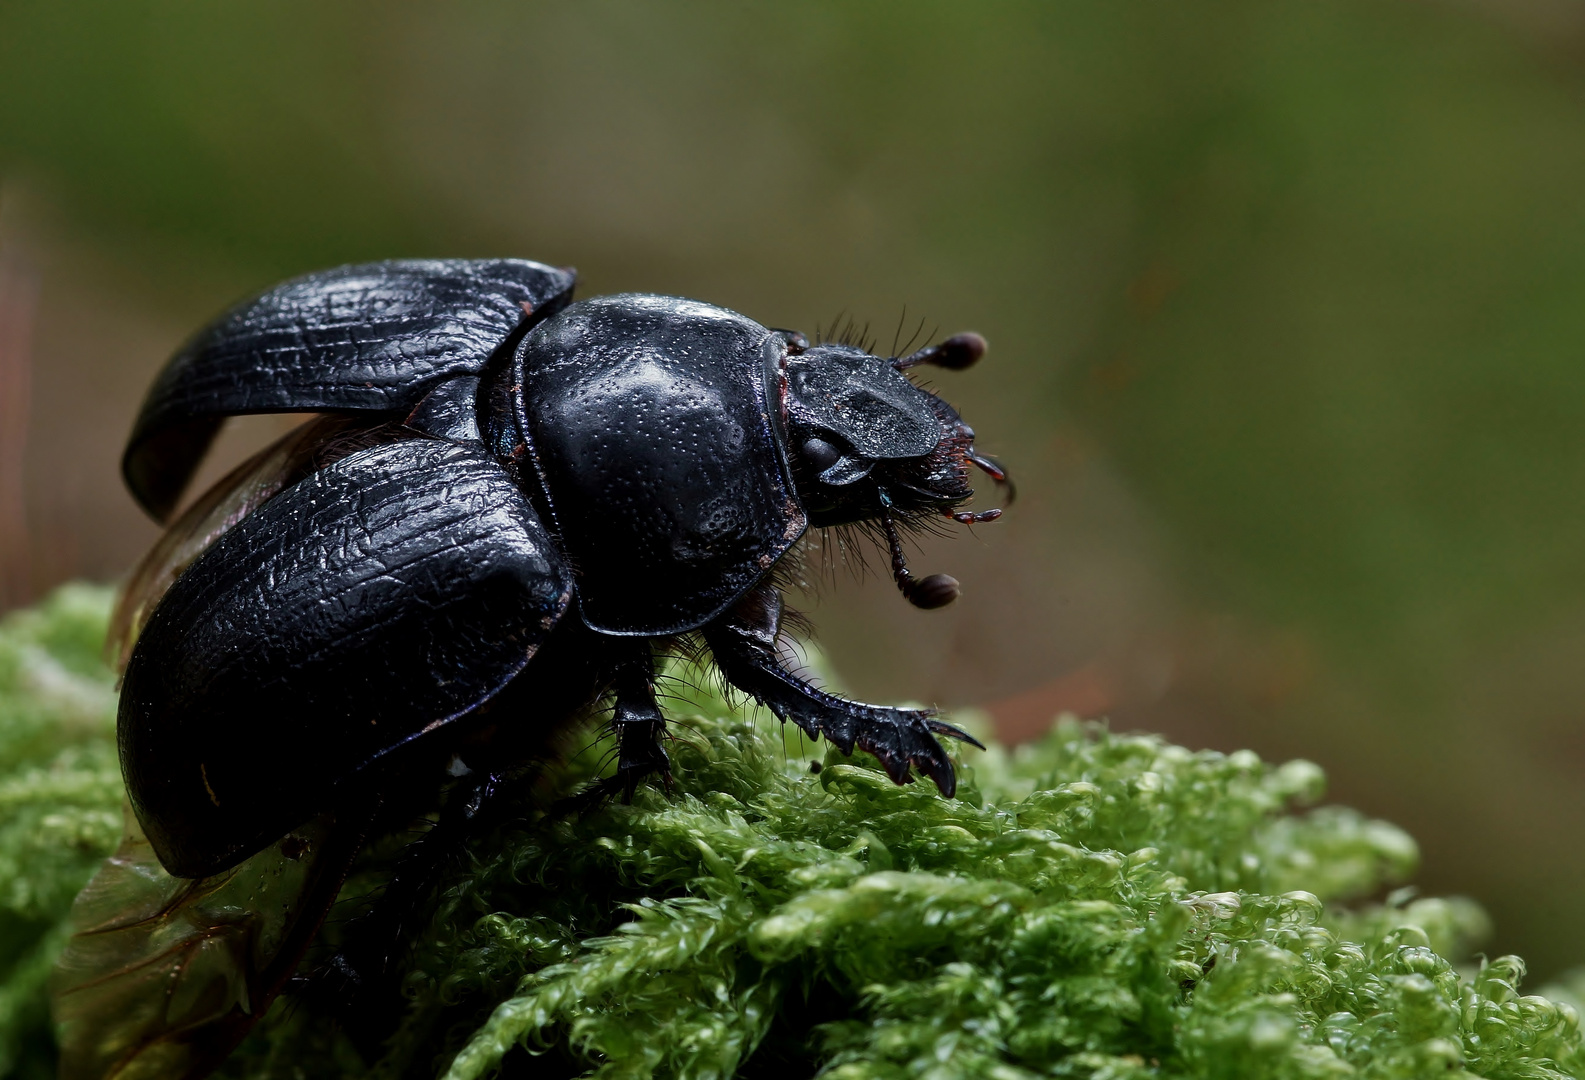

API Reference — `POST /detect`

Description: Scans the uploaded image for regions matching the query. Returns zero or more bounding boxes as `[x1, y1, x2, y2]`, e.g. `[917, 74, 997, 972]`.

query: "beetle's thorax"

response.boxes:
[493, 294, 808, 637]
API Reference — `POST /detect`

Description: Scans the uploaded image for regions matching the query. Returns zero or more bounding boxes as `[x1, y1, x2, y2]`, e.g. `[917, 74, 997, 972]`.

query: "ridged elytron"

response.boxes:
[114, 258, 1010, 880]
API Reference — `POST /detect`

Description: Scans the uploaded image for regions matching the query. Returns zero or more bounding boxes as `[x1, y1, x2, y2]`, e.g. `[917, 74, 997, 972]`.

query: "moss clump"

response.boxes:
[0, 587, 124, 1080]
[2, 586, 1583, 1078]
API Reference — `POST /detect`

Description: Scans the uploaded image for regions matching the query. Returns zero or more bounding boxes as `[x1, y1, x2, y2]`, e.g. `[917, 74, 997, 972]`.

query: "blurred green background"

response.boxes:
[3, 0, 1585, 977]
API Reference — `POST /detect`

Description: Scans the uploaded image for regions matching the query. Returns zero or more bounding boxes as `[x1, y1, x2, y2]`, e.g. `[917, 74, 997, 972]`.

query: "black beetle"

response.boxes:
[55, 259, 1009, 1076]
[114, 257, 1008, 878]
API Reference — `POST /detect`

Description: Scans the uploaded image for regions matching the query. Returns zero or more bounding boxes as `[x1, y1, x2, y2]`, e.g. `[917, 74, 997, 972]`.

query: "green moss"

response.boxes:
[0, 587, 124, 1080]
[1, 586, 1581, 1078]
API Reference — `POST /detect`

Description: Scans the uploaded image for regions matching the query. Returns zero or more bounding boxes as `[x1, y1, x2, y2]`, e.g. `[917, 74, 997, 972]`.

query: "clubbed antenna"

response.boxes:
[894, 332, 986, 371]
[878, 495, 960, 610]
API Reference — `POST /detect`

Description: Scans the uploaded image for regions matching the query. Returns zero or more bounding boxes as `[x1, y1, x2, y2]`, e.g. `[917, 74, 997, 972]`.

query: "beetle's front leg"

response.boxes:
[702, 583, 982, 796]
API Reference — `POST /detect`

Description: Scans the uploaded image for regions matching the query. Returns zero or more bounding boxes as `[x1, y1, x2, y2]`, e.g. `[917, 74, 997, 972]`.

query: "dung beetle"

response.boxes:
[54, 259, 1010, 1077]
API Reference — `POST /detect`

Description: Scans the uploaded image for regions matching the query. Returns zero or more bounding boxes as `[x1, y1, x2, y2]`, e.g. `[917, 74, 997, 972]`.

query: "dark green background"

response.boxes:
[4, 0, 1585, 978]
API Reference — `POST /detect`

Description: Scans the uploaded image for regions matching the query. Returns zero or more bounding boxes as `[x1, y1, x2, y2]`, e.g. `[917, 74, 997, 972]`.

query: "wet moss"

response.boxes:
[2, 586, 1580, 1079]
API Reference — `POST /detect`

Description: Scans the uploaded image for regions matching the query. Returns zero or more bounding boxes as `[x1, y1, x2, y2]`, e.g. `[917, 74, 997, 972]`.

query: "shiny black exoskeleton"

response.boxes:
[115, 258, 1011, 882]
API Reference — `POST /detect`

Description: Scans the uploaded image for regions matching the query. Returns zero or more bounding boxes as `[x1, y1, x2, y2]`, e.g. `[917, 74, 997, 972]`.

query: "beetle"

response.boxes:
[52, 259, 1009, 1078]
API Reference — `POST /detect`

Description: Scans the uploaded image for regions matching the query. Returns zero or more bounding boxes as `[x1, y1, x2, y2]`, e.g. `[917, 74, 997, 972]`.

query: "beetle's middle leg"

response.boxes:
[295, 766, 514, 1047]
[594, 641, 672, 803]
[702, 582, 982, 796]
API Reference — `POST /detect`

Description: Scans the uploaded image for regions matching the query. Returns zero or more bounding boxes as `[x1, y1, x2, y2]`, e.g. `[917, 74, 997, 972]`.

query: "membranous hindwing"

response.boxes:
[51, 802, 366, 1080]
[510, 295, 807, 635]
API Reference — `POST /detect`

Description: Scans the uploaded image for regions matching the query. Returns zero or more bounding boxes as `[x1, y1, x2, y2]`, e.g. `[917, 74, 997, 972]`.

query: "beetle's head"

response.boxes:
[779, 330, 1011, 610]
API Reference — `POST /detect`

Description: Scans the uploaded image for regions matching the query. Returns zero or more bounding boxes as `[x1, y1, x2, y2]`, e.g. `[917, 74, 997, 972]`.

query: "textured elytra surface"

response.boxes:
[119, 439, 571, 877]
[124, 258, 575, 520]
[6, 588, 1585, 1079]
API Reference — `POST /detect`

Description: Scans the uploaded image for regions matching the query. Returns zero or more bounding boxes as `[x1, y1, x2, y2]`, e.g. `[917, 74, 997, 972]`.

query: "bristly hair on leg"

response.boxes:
[656, 710, 709, 757]
[655, 635, 746, 727]
[778, 515, 951, 608]
[663, 631, 713, 672]
[773, 526, 867, 602]
[666, 631, 739, 706]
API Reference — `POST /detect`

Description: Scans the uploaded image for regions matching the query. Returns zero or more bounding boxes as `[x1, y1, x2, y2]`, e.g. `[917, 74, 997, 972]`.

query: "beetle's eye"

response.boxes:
[800, 437, 841, 472]
[772, 328, 809, 355]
